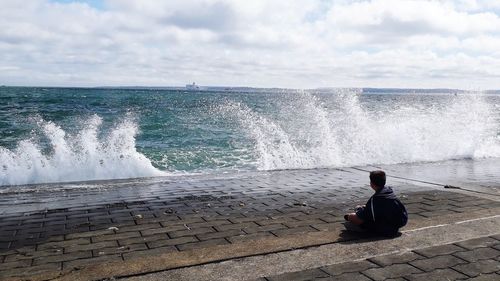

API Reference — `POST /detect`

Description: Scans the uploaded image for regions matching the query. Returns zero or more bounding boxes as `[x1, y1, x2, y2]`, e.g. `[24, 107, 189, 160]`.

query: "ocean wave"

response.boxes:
[218, 90, 500, 170]
[0, 115, 165, 186]
[2, 89, 500, 187]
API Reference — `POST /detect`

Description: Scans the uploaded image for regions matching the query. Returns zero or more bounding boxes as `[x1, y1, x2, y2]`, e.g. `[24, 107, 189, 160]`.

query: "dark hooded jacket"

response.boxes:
[356, 186, 408, 236]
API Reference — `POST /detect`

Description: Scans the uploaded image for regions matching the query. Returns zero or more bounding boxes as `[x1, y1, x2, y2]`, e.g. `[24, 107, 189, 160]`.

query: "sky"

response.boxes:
[1, 0, 500, 89]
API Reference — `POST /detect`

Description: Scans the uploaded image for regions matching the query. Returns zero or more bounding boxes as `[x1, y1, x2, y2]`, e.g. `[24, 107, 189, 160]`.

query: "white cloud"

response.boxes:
[0, 0, 500, 89]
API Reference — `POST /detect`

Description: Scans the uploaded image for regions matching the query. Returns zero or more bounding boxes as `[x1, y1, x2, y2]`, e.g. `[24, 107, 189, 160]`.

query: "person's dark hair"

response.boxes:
[370, 170, 386, 187]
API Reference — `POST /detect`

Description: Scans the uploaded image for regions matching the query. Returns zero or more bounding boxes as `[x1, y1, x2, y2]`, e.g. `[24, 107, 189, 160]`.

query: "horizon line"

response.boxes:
[1, 84, 499, 92]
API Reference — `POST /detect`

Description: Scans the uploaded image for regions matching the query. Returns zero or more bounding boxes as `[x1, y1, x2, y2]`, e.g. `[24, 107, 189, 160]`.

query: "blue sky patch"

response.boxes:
[50, 0, 104, 10]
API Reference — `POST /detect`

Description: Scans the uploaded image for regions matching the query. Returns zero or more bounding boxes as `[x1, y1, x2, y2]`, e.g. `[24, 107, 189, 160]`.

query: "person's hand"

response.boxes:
[355, 205, 365, 212]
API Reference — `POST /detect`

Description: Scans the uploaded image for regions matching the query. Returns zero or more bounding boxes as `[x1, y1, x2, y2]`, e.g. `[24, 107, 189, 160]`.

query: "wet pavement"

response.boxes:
[0, 158, 499, 280]
[263, 235, 500, 281]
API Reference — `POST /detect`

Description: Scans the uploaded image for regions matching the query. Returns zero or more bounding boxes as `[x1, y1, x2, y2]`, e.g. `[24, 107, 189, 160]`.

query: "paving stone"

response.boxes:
[414, 244, 465, 258]
[409, 255, 467, 271]
[63, 254, 123, 270]
[118, 233, 169, 246]
[322, 260, 378, 275]
[362, 264, 423, 280]
[176, 238, 229, 251]
[111, 218, 136, 225]
[140, 225, 187, 236]
[266, 268, 330, 281]
[250, 278, 268, 281]
[317, 214, 344, 223]
[269, 212, 309, 220]
[242, 223, 288, 234]
[310, 222, 343, 232]
[271, 226, 318, 237]
[196, 229, 245, 241]
[0, 262, 61, 278]
[283, 219, 326, 228]
[453, 247, 500, 262]
[4, 248, 64, 262]
[369, 252, 424, 266]
[453, 260, 500, 277]
[65, 228, 115, 239]
[255, 218, 294, 226]
[419, 210, 459, 217]
[91, 231, 141, 243]
[93, 243, 148, 256]
[227, 232, 275, 243]
[404, 268, 468, 281]
[168, 227, 215, 238]
[114, 223, 161, 232]
[449, 196, 481, 203]
[137, 216, 179, 226]
[455, 237, 500, 250]
[10, 240, 41, 249]
[460, 204, 488, 211]
[0, 246, 36, 256]
[37, 238, 91, 250]
[122, 246, 178, 261]
[0, 259, 32, 270]
[464, 273, 500, 281]
[64, 240, 118, 253]
[18, 222, 43, 229]
[214, 222, 259, 232]
[186, 219, 232, 228]
[317, 272, 372, 281]
[90, 224, 116, 231]
[32, 250, 92, 265]
[419, 204, 453, 211]
[147, 236, 199, 249]
[161, 217, 205, 227]
[228, 216, 269, 224]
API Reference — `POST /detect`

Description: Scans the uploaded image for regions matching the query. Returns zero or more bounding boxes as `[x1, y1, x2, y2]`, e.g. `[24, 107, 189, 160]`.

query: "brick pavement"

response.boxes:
[373, 158, 500, 196]
[263, 235, 500, 281]
[0, 159, 499, 280]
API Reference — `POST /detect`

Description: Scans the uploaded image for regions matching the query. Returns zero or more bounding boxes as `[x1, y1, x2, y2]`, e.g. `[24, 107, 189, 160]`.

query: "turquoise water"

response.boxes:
[1, 87, 500, 186]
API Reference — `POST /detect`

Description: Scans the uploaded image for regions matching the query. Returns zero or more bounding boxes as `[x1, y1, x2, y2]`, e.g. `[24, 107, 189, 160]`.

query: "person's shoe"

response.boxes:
[342, 221, 367, 233]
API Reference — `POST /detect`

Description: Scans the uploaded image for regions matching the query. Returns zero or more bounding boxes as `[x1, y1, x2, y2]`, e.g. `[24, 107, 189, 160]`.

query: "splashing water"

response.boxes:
[219, 90, 500, 170]
[0, 115, 165, 186]
[1, 87, 500, 187]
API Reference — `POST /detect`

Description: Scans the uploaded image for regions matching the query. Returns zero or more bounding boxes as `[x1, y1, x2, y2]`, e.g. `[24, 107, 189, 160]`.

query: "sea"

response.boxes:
[1, 86, 500, 188]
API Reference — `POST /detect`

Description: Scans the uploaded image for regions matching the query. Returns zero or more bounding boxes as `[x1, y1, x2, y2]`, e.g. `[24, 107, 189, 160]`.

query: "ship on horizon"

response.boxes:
[185, 82, 200, 90]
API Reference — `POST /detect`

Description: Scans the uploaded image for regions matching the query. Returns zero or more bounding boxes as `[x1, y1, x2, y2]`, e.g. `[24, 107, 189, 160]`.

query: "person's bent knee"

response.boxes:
[345, 213, 364, 225]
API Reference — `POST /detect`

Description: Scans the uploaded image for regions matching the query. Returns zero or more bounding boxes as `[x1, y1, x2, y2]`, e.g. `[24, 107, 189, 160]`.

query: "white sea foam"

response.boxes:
[2, 91, 499, 186]
[221, 90, 500, 170]
[0, 115, 165, 186]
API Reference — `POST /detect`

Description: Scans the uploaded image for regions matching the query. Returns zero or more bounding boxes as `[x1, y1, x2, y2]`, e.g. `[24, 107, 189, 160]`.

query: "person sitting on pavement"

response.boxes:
[344, 170, 408, 237]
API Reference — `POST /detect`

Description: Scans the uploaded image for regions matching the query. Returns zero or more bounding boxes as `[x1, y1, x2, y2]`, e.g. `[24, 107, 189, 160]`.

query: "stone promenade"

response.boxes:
[0, 158, 499, 280]
[262, 235, 500, 281]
